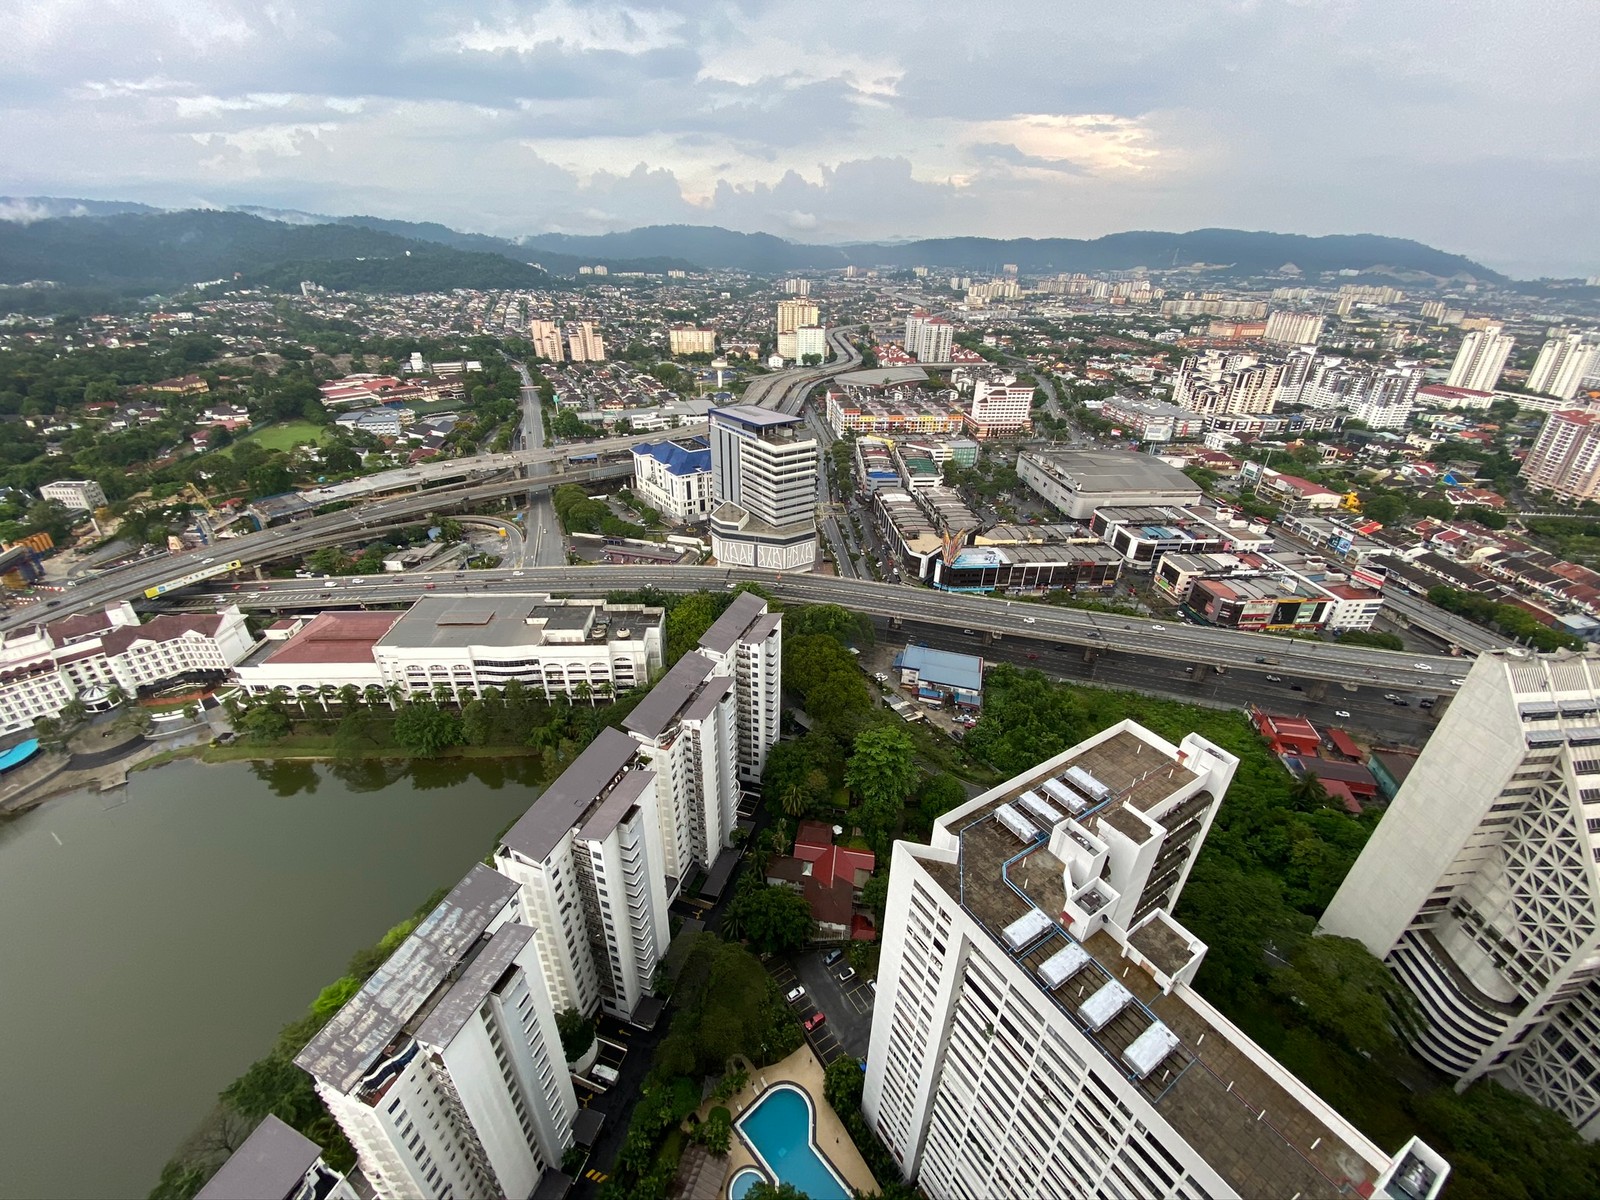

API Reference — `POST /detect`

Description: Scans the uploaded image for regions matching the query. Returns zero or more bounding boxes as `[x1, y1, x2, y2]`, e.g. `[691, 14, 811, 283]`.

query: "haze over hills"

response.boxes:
[0, 198, 1513, 296]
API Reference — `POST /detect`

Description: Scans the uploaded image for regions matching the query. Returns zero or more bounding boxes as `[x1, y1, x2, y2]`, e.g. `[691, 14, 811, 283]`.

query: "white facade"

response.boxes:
[1321, 650, 1600, 1137]
[792, 325, 827, 361]
[966, 379, 1033, 437]
[1171, 351, 1282, 416]
[904, 313, 954, 363]
[630, 441, 714, 521]
[297, 867, 576, 1200]
[39, 479, 106, 512]
[0, 604, 255, 735]
[1528, 333, 1600, 401]
[695, 592, 783, 787]
[1263, 310, 1324, 346]
[708, 405, 819, 573]
[865, 721, 1450, 1200]
[1446, 326, 1514, 392]
[1521, 408, 1600, 502]
[494, 728, 671, 1021]
[668, 328, 716, 356]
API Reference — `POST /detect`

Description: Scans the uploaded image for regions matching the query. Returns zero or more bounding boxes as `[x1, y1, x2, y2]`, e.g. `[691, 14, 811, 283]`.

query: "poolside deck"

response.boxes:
[696, 1045, 878, 1199]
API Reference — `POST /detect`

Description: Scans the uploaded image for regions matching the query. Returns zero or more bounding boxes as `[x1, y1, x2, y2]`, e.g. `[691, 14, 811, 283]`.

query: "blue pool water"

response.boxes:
[728, 1166, 766, 1199]
[734, 1084, 850, 1200]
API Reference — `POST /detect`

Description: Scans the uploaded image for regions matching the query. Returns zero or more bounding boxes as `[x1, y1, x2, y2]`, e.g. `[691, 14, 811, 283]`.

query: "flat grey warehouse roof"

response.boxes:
[1022, 449, 1201, 494]
[376, 594, 656, 650]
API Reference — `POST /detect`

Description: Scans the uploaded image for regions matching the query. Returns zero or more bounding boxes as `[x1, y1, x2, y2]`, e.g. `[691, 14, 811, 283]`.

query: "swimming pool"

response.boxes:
[732, 1083, 850, 1200]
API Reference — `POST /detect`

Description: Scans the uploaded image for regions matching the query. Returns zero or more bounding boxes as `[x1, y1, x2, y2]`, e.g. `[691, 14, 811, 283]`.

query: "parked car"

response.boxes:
[804, 1011, 826, 1032]
[786, 985, 806, 1004]
[1334, 709, 1351, 718]
[823, 949, 844, 966]
[837, 967, 857, 983]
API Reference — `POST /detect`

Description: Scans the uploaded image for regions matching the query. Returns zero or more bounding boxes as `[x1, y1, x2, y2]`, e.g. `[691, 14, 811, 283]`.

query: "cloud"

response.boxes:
[0, 0, 1596, 274]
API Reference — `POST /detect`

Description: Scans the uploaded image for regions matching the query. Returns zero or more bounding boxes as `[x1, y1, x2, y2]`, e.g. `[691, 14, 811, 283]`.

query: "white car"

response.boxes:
[1449, 677, 1466, 686]
[1022, 616, 1036, 624]
[512, 570, 525, 577]
[786, 985, 806, 1004]
[1334, 709, 1351, 719]
[1150, 624, 1165, 631]
[1414, 663, 1433, 672]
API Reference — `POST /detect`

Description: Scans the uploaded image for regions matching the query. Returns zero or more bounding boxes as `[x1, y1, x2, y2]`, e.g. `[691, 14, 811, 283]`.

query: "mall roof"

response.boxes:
[634, 439, 711, 476]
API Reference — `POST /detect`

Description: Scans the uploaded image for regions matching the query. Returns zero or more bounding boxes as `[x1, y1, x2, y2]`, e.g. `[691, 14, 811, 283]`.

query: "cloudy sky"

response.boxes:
[1, 0, 1595, 276]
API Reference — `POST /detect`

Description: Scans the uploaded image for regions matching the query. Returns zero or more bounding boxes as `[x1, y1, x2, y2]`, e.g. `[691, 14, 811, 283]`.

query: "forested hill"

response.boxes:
[0, 210, 550, 294]
[523, 223, 1504, 281]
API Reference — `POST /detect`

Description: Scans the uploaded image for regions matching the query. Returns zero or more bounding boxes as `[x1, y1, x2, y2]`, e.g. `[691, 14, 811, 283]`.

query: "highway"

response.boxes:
[510, 359, 565, 568]
[159, 565, 1469, 694]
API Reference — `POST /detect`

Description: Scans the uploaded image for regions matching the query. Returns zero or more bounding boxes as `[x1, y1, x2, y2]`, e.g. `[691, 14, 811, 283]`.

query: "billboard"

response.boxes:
[143, 559, 244, 599]
[1351, 564, 1389, 590]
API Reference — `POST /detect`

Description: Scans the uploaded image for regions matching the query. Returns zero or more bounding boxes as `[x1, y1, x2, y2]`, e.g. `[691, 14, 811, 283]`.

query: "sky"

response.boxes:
[0, 0, 1596, 277]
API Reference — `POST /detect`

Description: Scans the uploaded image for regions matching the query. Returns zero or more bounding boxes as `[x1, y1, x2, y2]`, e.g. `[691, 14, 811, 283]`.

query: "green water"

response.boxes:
[0, 756, 543, 1199]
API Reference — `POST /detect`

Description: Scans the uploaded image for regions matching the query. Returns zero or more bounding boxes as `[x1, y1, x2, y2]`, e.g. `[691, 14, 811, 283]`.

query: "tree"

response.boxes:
[917, 772, 968, 825]
[728, 885, 814, 955]
[824, 1054, 865, 1115]
[555, 1008, 596, 1063]
[239, 704, 291, 742]
[690, 1106, 732, 1156]
[1270, 935, 1421, 1058]
[392, 701, 463, 757]
[847, 726, 918, 851]
[742, 1183, 808, 1200]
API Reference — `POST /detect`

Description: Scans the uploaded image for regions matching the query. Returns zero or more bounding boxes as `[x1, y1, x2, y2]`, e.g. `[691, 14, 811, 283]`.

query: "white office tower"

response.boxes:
[493, 728, 671, 1022]
[1321, 650, 1600, 1137]
[904, 312, 954, 363]
[296, 866, 577, 1200]
[623, 652, 739, 888]
[864, 720, 1450, 1200]
[1445, 325, 1514, 392]
[1527, 332, 1600, 400]
[696, 592, 783, 787]
[708, 405, 819, 572]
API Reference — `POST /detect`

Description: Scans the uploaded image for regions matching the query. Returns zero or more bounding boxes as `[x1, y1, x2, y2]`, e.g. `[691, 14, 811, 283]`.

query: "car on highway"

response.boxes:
[804, 1011, 826, 1032]
[786, 985, 806, 1004]
[1265, 674, 1282, 682]
[1334, 709, 1351, 718]
[1414, 663, 1434, 672]
[963, 628, 976, 636]
[1383, 693, 1400, 701]
[1022, 616, 1036, 624]
[1393, 698, 1410, 707]
[1150, 624, 1165, 631]
[1450, 677, 1465, 686]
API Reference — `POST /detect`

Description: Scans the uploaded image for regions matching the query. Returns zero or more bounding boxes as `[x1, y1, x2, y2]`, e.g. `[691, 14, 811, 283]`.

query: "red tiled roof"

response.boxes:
[264, 611, 400, 665]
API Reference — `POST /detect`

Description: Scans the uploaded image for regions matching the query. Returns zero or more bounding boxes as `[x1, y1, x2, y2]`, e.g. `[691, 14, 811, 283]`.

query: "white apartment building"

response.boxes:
[695, 592, 783, 787]
[630, 439, 714, 521]
[39, 479, 107, 512]
[784, 278, 810, 296]
[622, 651, 739, 887]
[792, 325, 828, 362]
[1171, 351, 1282, 416]
[1321, 649, 1600, 1137]
[1445, 325, 1514, 392]
[777, 299, 819, 334]
[0, 603, 255, 735]
[566, 321, 606, 363]
[1527, 332, 1600, 401]
[966, 379, 1033, 438]
[708, 405, 818, 572]
[528, 319, 565, 363]
[296, 866, 577, 1200]
[904, 313, 954, 363]
[668, 328, 716, 356]
[865, 720, 1451, 1200]
[231, 597, 664, 702]
[1263, 310, 1324, 346]
[493, 728, 671, 1021]
[1520, 408, 1600, 502]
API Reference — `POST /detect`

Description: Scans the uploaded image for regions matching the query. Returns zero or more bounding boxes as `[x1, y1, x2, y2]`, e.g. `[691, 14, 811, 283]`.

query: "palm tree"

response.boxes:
[318, 685, 337, 713]
[432, 682, 454, 707]
[364, 684, 386, 708]
[573, 681, 593, 707]
[593, 681, 613, 704]
[338, 684, 361, 711]
[780, 780, 810, 819]
[384, 683, 405, 711]
[1289, 771, 1331, 813]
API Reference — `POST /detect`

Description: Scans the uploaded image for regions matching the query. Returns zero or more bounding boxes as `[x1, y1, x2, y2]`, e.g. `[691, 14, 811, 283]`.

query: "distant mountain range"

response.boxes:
[0, 196, 1510, 296]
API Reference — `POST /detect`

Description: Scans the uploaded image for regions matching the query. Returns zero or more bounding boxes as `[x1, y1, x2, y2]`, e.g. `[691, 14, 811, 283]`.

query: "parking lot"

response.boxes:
[771, 948, 876, 1068]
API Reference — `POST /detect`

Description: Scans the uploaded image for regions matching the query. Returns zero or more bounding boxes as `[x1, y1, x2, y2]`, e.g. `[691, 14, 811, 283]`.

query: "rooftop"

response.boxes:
[377, 594, 658, 651]
[1022, 448, 1202, 496]
[294, 865, 518, 1095]
[924, 768, 1384, 1197]
[696, 591, 772, 655]
[895, 644, 984, 692]
[499, 727, 647, 862]
[259, 610, 401, 665]
[195, 1115, 321, 1200]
